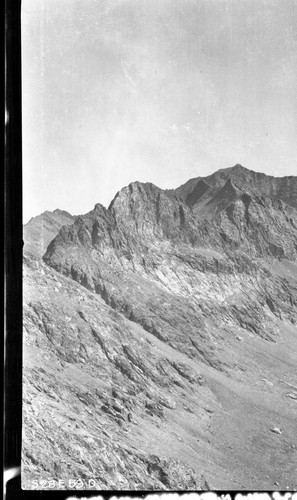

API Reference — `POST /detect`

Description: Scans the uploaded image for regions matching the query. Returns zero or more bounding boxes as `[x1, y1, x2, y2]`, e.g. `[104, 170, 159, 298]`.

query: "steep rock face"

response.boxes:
[109, 182, 198, 245]
[214, 195, 297, 259]
[191, 180, 297, 260]
[175, 164, 297, 209]
[43, 179, 297, 362]
[193, 178, 242, 218]
[23, 209, 75, 258]
[185, 179, 214, 207]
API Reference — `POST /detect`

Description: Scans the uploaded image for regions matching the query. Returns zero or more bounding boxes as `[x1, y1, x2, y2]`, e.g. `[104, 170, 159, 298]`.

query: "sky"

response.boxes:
[22, 0, 297, 222]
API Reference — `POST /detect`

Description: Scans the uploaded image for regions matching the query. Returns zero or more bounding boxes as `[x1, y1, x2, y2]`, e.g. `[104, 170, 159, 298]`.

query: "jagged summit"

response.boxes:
[53, 208, 73, 218]
[42, 169, 297, 276]
[218, 163, 296, 179]
[175, 164, 297, 209]
[108, 181, 162, 211]
[216, 163, 247, 174]
[94, 202, 108, 213]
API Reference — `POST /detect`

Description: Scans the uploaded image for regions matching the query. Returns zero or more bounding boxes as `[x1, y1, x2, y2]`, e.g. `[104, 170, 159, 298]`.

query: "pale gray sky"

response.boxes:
[22, 0, 297, 222]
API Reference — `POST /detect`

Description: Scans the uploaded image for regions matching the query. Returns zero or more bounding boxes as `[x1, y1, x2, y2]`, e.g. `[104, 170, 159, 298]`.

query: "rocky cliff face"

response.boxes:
[23, 166, 297, 491]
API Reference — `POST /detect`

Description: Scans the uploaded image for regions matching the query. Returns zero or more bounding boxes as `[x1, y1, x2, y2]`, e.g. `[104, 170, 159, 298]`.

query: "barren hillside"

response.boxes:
[22, 166, 297, 491]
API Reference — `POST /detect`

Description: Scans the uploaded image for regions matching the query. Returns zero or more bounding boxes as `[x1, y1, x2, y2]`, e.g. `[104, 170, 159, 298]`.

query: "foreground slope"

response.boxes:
[23, 167, 297, 490]
[23, 255, 208, 490]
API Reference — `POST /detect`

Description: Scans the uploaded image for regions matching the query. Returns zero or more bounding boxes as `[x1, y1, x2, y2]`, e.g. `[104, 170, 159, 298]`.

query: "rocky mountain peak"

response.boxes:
[93, 202, 109, 215]
[23, 164, 297, 491]
[174, 164, 297, 209]
[109, 181, 171, 211]
[23, 209, 75, 258]
[105, 180, 192, 245]
[53, 208, 73, 218]
[226, 163, 246, 173]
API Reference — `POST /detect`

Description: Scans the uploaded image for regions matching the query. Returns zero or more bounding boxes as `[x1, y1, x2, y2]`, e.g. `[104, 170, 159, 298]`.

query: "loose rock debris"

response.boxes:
[286, 392, 297, 400]
[270, 427, 282, 435]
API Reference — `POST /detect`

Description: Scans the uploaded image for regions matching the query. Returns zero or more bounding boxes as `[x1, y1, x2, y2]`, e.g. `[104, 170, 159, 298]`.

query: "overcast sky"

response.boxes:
[22, 0, 297, 222]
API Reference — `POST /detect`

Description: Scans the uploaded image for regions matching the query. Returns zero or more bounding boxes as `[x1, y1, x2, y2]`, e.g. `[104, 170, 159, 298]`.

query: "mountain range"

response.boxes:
[22, 164, 297, 491]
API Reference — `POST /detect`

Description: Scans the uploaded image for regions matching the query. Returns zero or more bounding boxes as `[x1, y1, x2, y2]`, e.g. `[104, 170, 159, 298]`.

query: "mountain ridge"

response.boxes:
[172, 164, 297, 209]
[22, 165, 297, 491]
[23, 209, 75, 258]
